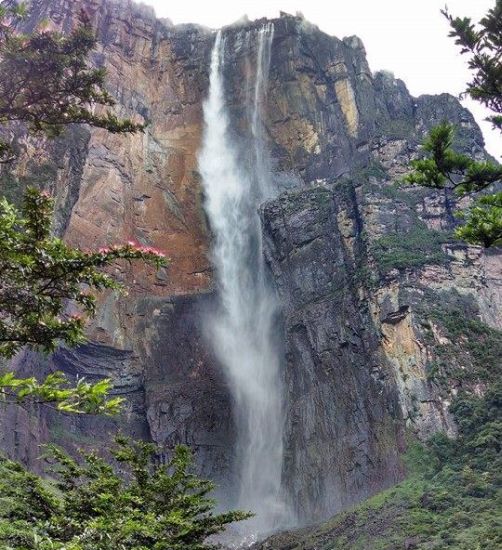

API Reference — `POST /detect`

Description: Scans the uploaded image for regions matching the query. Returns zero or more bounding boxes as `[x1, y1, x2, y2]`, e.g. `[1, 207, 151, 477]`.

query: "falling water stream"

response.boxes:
[199, 26, 289, 542]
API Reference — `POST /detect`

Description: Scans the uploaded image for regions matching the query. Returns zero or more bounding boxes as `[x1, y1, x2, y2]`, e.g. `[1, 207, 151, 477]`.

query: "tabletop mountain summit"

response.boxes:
[0, 0, 500, 546]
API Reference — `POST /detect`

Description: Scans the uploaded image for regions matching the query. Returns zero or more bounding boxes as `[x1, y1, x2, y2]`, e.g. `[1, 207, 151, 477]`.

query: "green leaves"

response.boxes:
[403, 122, 502, 248]
[0, 187, 168, 359]
[0, 5, 144, 162]
[455, 192, 502, 248]
[403, 2, 501, 248]
[0, 187, 167, 413]
[442, 1, 502, 131]
[0, 438, 250, 549]
[438, 382, 502, 472]
[0, 371, 123, 414]
[0, 5, 166, 416]
[403, 122, 502, 192]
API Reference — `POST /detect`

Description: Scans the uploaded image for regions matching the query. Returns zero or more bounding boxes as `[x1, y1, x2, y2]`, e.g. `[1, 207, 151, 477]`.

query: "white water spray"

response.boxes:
[199, 26, 287, 538]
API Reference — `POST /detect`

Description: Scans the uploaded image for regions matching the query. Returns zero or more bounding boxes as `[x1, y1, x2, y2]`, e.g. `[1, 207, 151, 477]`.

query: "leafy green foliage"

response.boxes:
[0, 437, 250, 549]
[0, 187, 167, 412]
[455, 191, 502, 247]
[404, 123, 501, 194]
[403, 1, 502, 248]
[0, 452, 59, 549]
[260, 385, 502, 550]
[0, 371, 124, 414]
[0, 188, 167, 358]
[0, 4, 163, 413]
[403, 122, 502, 247]
[0, 3, 143, 162]
[441, 1, 502, 131]
[423, 309, 502, 389]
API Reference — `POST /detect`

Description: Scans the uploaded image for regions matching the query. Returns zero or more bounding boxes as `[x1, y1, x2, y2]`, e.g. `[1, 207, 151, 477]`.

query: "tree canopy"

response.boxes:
[0, 436, 250, 549]
[442, 0, 502, 131]
[0, 3, 143, 162]
[0, 6, 247, 548]
[0, 188, 166, 413]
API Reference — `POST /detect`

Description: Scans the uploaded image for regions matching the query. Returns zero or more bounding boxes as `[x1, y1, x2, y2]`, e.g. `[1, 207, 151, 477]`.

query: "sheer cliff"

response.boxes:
[0, 0, 500, 533]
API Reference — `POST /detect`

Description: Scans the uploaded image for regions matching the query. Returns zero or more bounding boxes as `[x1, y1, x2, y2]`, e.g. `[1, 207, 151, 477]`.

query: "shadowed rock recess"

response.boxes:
[0, 0, 501, 537]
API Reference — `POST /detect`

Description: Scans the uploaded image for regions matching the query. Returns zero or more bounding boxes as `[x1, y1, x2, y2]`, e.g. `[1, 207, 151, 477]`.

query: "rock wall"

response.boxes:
[0, 0, 500, 527]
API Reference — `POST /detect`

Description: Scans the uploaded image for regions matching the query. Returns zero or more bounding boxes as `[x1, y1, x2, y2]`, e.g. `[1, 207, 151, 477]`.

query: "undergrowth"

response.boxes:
[262, 383, 502, 550]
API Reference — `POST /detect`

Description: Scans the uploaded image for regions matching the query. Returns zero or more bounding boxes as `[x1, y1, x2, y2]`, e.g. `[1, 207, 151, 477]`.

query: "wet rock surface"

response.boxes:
[0, 0, 500, 530]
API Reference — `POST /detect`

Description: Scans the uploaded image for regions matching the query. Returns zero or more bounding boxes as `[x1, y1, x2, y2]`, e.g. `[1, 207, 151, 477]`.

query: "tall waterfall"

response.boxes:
[199, 26, 288, 538]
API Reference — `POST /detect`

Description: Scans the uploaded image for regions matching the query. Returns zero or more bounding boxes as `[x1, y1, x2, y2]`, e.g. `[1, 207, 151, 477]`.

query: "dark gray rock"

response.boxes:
[0, 0, 500, 534]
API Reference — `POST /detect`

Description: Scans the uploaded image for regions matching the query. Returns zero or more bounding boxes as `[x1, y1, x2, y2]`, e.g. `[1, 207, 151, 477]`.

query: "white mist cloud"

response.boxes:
[143, 0, 501, 158]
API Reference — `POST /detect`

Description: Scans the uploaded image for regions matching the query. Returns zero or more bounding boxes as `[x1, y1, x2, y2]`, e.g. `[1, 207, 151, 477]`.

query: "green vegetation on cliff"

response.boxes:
[372, 226, 450, 274]
[424, 309, 502, 388]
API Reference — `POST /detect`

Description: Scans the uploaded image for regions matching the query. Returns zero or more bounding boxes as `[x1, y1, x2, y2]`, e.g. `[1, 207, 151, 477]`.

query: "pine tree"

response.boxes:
[0, 436, 251, 549]
[404, 1, 501, 248]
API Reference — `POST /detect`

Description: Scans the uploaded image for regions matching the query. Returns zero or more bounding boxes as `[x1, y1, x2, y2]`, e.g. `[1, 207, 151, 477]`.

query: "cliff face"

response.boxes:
[0, 0, 500, 528]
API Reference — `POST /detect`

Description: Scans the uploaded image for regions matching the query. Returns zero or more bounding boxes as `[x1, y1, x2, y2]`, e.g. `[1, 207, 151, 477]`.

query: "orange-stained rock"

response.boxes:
[0, 0, 500, 530]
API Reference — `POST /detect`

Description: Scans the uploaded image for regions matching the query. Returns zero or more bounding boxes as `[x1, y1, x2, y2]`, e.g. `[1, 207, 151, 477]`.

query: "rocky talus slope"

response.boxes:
[0, 0, 500, 530]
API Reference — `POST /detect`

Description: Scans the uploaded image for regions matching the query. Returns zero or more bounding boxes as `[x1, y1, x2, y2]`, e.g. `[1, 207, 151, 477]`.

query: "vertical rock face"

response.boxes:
[262, 187, 404, 520]
[1, 0, 500, 529]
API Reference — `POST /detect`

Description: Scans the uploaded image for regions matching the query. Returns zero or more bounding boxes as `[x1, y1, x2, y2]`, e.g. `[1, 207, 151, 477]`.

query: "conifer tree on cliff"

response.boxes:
[404, 0, 501, 248]
[0, 3, 166, 413]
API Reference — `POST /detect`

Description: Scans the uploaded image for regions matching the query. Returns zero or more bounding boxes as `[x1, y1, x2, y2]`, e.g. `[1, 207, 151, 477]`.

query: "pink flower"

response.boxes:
[140, 245, 164, 257]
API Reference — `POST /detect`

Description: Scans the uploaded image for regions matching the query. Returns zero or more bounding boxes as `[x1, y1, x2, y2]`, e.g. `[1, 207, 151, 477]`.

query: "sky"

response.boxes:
[141, 0, 500, 158]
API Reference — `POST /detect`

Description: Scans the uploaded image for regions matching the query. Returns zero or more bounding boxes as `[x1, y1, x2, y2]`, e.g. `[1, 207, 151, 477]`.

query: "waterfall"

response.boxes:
[199, 26, 288, 540]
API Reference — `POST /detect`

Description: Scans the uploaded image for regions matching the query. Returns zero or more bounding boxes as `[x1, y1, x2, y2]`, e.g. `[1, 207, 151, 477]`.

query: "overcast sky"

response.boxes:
[141, 0, 500, 157]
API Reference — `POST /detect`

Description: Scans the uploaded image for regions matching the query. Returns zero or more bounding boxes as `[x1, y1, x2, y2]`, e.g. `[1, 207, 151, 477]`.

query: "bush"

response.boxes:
[372, 226, 450, 273]
[0, 437, 249, 550]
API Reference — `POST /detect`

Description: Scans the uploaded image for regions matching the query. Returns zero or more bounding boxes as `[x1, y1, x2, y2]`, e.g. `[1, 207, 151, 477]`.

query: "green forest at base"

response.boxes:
[2, 366, 500, 549]
[260, 381, 502, 550]
[0, 1, 501, 548]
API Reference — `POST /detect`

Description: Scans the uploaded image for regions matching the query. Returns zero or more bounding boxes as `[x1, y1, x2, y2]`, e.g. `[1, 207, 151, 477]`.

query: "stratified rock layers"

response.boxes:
[0, 0, 500, 526]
